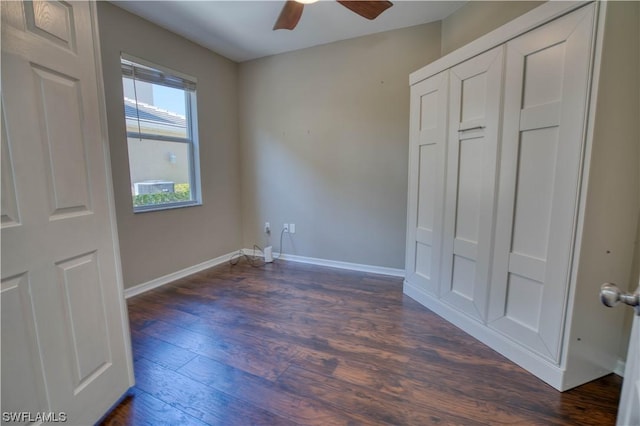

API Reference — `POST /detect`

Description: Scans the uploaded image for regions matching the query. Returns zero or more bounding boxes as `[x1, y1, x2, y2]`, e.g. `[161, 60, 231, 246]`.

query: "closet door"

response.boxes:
[488, 4, 596, 361]
[405, 72, 448, 296]
[439, 46, 503, 321]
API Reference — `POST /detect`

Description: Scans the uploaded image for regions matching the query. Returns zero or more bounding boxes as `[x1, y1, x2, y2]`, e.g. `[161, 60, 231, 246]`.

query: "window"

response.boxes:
[121, 55, 201, 212]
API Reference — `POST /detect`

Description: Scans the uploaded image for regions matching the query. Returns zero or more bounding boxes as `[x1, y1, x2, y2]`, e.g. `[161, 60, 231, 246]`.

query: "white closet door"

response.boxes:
[405, 72, 448, 296]
[488, 4, 596, 361]
[439, 46, 504, 322]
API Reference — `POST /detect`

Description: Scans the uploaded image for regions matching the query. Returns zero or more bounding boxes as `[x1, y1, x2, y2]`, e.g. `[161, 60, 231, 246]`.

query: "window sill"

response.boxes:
[133, 200, 202, 214]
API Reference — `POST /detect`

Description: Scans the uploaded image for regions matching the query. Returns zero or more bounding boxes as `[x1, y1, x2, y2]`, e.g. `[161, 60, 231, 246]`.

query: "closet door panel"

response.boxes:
[440, 46, 503, 321]
[488, 4, 595, 362]
[405, 72, 448, 296]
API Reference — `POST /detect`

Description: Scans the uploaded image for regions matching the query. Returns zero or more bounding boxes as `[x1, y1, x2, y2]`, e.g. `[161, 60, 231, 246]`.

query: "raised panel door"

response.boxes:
[440, 46, 504, 322]
[405, 72, 448, 296]
[487, 4, 596, 362]
[1, 1, 133, 422]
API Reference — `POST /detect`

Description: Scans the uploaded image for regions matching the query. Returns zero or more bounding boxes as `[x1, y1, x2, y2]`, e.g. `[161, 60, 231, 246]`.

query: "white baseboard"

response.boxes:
[614, 358, 626, 377]
[124, 249, 404, 299]
[242, 248, 404, 277]
[124, 251, 235, 299]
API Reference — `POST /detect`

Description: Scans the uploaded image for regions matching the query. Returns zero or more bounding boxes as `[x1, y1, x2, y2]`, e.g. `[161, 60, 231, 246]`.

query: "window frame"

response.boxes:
[120, 53, 202, 213]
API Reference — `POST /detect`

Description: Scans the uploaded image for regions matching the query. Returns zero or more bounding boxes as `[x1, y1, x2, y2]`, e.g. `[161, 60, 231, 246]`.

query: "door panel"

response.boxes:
[24, 0, 77, 52]
[510, 127, 558, 260]
[440, 46, 503, 321]
[56, 251, 111, 389]
[405, 72, 448, 296]
[1, 107, 20, 228]
[32, 64, 93, 218]
[488, 4, 596, 362]
[1, 273, 48, 425]
[1, 1, 133, 423]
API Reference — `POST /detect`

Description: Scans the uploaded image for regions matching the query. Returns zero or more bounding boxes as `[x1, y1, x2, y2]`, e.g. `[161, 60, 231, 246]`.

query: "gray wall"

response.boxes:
[238, 23, 441, 269]
[441, 1, 544, 55]
[97, 2, 241, 288]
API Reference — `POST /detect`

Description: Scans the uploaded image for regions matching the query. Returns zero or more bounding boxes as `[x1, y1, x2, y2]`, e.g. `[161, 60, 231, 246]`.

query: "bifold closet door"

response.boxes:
[405, 72, 448, 296]
[439, 46, 503, 321]
[488, 4, 596, 361]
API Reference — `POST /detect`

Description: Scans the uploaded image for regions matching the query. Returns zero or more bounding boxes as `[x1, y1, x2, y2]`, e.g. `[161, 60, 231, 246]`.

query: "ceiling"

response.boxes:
[111, 1, 466, 62]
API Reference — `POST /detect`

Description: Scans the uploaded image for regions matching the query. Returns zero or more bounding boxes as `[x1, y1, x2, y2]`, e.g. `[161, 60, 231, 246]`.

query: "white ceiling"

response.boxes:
[111, 1, 466, 62]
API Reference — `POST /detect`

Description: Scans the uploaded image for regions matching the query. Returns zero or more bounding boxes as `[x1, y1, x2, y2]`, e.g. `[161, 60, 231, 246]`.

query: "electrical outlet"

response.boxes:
[283, 223, 289, 232]
[264, 222, 270, 233]
[289, 223, 295, 234]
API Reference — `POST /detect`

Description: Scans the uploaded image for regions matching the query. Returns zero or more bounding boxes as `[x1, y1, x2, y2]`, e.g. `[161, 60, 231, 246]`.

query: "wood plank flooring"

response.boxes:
[101, 259, 622, 425]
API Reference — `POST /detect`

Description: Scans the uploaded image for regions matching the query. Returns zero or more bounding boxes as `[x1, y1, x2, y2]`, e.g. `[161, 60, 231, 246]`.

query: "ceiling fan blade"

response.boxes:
[274, 1, 305, 30]
[337, 0, 393, 20]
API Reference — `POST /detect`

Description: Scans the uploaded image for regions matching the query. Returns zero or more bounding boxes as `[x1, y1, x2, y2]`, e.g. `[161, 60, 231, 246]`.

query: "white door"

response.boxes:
[617, 284, 639, 426]
[1, 1, 133, 424]
[405, 71, 448, 296]
[487, 4, 596, 362]
[439, 46, 503, 322]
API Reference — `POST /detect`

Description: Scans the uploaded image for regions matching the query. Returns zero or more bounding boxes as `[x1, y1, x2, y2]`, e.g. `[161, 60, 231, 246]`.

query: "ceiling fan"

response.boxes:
[274, 0, 393, 31]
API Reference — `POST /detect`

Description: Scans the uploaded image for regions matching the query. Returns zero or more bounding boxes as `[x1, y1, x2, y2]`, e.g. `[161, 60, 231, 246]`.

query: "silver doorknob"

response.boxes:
[600, 283, 640, 314]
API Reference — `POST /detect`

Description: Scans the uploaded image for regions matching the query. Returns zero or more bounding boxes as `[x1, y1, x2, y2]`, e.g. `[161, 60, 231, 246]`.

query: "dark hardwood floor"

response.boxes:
[101, 259, 622, 425]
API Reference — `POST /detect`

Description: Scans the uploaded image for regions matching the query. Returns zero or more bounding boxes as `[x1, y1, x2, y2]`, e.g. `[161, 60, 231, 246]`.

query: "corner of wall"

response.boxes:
[236, 23, 441, 269]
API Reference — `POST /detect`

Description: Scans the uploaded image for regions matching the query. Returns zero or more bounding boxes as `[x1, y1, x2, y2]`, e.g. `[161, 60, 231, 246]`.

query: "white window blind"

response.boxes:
[121, 58, 196, 92]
